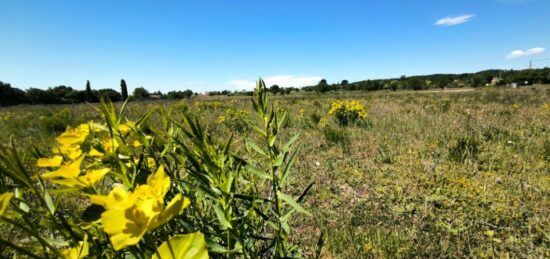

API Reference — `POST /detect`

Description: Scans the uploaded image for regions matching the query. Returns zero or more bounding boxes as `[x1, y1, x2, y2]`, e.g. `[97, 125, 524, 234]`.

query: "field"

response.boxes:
[1, 86, 549, 257]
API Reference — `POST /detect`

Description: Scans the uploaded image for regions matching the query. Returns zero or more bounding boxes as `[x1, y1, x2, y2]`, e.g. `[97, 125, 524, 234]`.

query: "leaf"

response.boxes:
[277, 191, 311, 216]
[281, 147, 299, 185]
[248, 165, 271, 180]
[245, 140, 268, 157]
[214, 205, 232, 229]
[268, 135, 277, 147]
[272, 153, 285, 167]
[297, 182, 315, 203]
[15, 188, 29, 213]
[43, 190, 56, 215]
[283, 134, 300, 152]
[277, 111, 288, 130]
[153, 232, 209, 259]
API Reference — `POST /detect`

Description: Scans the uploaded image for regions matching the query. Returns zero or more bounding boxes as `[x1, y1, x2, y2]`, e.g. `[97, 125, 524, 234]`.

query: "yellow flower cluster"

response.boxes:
[328, 100, 368, 119]
[37, 123, 111, 188]
[194, 100, 222, 111]
[36, 120, 193, 253]
[326, 100, 368, 126]
[90, 166, 189, 250]
[36, 121, 146, 189]
[216, 108, 249, 132]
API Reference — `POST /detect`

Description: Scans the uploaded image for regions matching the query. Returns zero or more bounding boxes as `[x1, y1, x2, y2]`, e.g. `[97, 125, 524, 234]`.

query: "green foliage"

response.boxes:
[0, 85, 549, 258]
[322, 126, 349, 145]
[448, 135, 480, 163]
[0, 80, 310, 258]
[132, 87, 150, 100]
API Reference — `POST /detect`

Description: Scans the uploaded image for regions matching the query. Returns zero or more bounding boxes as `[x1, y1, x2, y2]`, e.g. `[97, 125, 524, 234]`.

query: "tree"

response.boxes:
[65, 90, 87, 103]
[316, 79, 330, 93]
[0, 81, 27, 106]
[97, 88, 121, 102]
[269, 84, 280, 94]
[341, 80, 349, 87]
[133, 87, 149, 100]
[166, 89, 193, 100]
[120, 79, 128, 101]
[85, 80, 93, 102]
[26, 88, 58, 104]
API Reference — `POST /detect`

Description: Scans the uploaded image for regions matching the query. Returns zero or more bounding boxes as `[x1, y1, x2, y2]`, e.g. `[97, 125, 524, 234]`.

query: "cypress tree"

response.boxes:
[85, 80, 93, 102]
[120, 79, 128, 101]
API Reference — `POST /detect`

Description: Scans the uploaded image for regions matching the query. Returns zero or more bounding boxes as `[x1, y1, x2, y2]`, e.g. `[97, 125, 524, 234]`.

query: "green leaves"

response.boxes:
[277, 191, 311, 216]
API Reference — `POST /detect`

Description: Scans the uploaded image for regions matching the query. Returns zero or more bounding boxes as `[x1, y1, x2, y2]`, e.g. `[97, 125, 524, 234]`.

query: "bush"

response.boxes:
[327, 100, 368, 126]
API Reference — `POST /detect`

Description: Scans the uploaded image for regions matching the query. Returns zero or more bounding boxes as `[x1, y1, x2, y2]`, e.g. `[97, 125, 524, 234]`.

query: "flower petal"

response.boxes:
[37, 156, 63, 167]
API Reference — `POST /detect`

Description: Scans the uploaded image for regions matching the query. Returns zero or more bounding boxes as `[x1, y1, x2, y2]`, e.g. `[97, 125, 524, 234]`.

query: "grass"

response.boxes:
[1, 86, 549, 257]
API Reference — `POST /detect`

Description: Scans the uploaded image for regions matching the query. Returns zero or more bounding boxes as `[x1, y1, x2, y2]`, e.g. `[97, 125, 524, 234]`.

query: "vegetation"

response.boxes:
[1, 83, 548, 257]
[2, 67, 550, 107]
[0, 81, 311, 258]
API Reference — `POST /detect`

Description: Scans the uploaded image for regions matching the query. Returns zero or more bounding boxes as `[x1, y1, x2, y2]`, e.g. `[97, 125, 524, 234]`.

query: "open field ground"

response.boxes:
[1, 86, 549, 257]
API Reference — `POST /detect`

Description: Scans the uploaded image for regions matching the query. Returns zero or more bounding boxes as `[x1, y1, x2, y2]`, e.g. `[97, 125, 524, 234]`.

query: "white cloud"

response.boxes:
[506, 47, 545, 59]
[228, 79, 256, 90]
[229, 75, 322, 90]
[435, 14, 475, 26]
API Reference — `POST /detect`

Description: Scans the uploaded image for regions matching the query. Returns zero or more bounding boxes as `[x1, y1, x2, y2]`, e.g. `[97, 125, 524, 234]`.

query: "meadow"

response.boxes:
[1, 85, 549, 258]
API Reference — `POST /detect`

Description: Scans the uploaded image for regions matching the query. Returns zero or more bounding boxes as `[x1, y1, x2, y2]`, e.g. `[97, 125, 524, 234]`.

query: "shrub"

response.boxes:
[327, 100, 368, 126]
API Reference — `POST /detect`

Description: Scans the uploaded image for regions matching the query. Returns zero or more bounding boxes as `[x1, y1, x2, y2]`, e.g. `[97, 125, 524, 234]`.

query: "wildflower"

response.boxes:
[52, 168, 110, 188]
[56, 124, 89, 147]
[90, 166, 190, 250]
[133, 140, 142, 147]
[118, 121, 135, 135]
[41, 156, 84, 179]
[61, 235, 89, 259]
[52, 124, 90, 160]
[152, 232, 209, 259]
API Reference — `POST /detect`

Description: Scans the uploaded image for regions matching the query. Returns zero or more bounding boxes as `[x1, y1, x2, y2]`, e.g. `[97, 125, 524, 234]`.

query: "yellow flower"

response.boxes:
[88, 147, 104, 158]
[53, 145, 83, 161]
[91, 166, 190, 250]
[90, 186, 135, 210]
[118, 124, 132, 135]
[52, 168, 110, 188]
[147, 157, 157, 169]
[88, 122, 107, 133]
[56, 124, 89, 147]
[61, 235, 89, 259]
[0, 192, 14, 219]
[42, 156, 84, 179]
[102, 138, 120, 154]
[133, 165, 170, 201]
[133, 140, 143, 147]
[37, 156, 63, 167]
[152, 232, 209, 259]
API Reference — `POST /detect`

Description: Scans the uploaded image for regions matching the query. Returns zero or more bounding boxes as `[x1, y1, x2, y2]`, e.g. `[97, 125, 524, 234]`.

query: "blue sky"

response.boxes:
[1, 0, 549, 93]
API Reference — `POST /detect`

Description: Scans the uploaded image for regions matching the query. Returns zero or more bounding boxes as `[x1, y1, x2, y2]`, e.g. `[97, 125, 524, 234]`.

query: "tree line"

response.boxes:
[2, 68, 549, 106]
[304, 68, 550, 93]
[0, 79, 195, 107]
